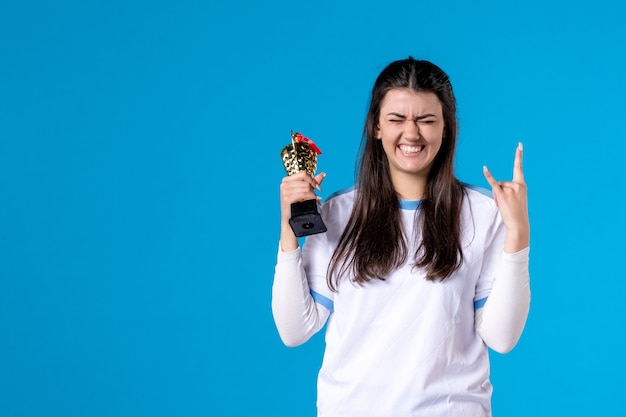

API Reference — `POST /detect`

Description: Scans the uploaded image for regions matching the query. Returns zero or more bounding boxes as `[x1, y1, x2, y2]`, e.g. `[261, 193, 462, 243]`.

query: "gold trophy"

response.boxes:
[281, 130, 327, 237]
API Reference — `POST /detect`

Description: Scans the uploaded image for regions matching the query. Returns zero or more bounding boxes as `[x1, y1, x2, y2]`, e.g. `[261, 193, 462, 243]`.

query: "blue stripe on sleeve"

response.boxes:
[474, 297, 488, 310]
[311, 290, 334, 313]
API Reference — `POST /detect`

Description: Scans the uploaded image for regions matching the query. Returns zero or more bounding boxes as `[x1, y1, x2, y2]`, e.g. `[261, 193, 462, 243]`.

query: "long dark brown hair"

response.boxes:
[327, 57, 465, 290]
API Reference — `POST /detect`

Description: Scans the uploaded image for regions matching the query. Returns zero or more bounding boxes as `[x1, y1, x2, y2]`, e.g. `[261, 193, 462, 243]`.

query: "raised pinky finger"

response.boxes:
[483, 165, 499, 189]
[483, 166, 501, 206]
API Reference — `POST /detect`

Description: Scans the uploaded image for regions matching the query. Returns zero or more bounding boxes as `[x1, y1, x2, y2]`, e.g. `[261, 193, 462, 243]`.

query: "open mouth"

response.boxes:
[399, 145, 424, 155]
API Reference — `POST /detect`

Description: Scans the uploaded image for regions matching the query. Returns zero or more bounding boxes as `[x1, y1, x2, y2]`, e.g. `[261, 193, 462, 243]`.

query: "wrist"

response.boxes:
[504, 229, 530, 253]
[280, 222, 299, 252]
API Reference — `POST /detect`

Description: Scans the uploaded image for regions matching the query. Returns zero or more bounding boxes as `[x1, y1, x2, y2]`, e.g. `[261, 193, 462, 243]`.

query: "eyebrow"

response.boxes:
[386, 112, 438, 119]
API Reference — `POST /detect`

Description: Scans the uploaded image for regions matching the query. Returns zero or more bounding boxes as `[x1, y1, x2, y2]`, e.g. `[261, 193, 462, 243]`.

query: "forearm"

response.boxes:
[271, 243, 329, 347]
[476, 247, 530, 353]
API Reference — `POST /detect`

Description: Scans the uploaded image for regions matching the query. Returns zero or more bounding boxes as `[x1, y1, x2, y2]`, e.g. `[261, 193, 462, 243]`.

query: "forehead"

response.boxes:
[380, 88, 442, 113]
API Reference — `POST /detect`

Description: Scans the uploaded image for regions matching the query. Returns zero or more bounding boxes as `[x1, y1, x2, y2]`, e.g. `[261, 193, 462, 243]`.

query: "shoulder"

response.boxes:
[461, 182, 493, 200]
[460, 182, 502, 226]
[326, 185, 355, 200]
[318, 186, 355, 232]
[459, 182, 505, 248]
[462, 182, 497, 208]
[323, 185, 355, 209]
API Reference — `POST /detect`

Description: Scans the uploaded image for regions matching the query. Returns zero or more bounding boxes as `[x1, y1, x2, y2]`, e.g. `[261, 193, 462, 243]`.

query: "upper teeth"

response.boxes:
[400, 145, 424, 152]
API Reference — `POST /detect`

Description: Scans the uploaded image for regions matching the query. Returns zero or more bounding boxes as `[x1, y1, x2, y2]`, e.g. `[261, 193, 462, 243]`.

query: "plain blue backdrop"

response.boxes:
[1, 0, 625, 416]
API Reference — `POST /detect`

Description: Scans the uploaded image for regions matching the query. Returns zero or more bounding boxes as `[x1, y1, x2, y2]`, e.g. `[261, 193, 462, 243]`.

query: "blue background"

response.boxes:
[1, 0, 624, 416]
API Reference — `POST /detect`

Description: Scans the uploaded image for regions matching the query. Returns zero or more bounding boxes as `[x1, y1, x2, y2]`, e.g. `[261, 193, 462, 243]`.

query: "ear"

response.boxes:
[375, 124, 381, 140]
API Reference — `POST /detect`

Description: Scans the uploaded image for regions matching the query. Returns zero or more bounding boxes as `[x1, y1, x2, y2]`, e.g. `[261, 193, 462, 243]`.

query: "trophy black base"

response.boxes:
[289, 199, 327, 237]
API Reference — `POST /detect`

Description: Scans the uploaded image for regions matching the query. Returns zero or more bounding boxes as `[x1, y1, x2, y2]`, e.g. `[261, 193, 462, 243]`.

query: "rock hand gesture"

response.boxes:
[483, 142, 530, 253]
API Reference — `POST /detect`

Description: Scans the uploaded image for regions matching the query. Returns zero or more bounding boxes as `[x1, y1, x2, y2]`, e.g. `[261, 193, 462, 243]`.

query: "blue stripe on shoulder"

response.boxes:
[311, 290, 334, 313]
[325, 185, 354, 202]
[474, 297, 488, 310]
[461, 182, 493, 199]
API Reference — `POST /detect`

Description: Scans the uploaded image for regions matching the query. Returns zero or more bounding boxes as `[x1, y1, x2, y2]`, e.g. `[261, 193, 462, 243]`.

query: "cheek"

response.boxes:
[427, 126, 445, 142]
[381, 124, 402, 137]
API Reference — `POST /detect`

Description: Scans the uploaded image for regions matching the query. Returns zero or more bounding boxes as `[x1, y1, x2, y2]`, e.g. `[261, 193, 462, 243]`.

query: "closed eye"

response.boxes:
[386, 112, 406, 122]
[386, 112, 438, 124]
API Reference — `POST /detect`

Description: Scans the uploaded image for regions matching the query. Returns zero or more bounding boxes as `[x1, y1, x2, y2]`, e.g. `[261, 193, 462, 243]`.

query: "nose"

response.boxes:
[404, 120, 420, 138]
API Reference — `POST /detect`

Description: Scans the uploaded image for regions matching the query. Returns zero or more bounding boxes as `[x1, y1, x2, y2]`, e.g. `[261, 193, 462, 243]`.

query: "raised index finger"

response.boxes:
[513, 142, 525, 183]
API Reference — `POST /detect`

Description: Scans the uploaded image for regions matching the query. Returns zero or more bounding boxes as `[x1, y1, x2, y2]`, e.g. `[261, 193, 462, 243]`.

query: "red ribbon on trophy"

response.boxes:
[294, 132, 322, 155]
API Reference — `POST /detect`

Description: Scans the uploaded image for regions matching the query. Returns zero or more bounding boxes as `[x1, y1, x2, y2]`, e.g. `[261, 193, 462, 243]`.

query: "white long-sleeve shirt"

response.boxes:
[272, 185, 530, 417]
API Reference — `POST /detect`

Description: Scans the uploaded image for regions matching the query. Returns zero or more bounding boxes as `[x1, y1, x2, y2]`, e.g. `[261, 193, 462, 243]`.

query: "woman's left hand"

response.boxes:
[483, 142, 530, 253]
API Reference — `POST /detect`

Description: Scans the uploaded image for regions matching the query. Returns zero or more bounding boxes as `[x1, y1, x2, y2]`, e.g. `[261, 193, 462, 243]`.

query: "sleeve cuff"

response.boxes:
[277, 242, 301, 259]
[502, 246, 529, 262]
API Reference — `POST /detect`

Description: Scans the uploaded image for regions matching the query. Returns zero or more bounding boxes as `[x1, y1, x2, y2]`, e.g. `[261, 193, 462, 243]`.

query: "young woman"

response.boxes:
[272, 57, 530, 416]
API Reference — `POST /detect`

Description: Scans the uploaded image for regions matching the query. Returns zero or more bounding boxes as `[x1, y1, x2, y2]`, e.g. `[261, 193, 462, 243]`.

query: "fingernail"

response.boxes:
[315, 184, 322, 191]
[518, 142, 523, 151]
[483, 165, 488, 172]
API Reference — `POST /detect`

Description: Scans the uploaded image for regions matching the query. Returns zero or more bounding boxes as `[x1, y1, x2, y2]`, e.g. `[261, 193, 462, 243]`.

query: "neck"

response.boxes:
[391, 172, 427, 200]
